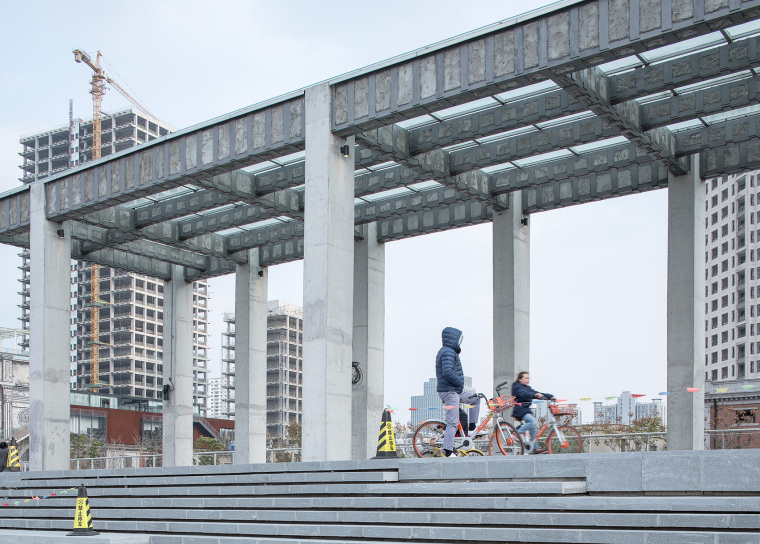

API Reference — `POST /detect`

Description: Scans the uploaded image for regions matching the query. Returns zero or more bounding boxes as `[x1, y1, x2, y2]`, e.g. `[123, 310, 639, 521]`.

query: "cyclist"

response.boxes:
[435, 326, 480, 457]
[511, 371, 554, 454]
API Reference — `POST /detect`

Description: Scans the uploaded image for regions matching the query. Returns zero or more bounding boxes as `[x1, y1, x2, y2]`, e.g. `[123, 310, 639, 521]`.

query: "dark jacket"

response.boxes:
[511, 381, 553, 420]
[436, 327, 464, 393]
[0, 445, 8, 472]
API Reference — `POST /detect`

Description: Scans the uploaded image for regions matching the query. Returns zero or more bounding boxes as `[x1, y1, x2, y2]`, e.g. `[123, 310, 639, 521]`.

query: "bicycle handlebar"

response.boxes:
[495, 380, 511, 394]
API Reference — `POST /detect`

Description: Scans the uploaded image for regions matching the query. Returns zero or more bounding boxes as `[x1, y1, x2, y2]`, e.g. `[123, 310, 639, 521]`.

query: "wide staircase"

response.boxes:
[0, 450, 758, 544]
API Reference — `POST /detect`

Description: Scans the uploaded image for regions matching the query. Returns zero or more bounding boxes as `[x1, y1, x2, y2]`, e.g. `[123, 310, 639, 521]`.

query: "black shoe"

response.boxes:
[443, 449, 453, 457]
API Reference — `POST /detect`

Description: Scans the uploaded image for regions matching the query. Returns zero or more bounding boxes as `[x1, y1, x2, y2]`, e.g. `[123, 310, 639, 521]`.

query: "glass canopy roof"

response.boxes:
[114, 16, 760, 235]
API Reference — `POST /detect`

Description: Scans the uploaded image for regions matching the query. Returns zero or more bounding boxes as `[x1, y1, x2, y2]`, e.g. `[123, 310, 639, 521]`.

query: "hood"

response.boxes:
[441, 327, 463, 352]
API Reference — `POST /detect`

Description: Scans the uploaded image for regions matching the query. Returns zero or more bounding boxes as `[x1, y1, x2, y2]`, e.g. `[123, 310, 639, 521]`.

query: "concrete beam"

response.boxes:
[490, 142, 666, 193]
[226, 221, 304, 254]
[610, 35, 760, 104]
[332, 0, 760, 134]
[355, 186, 460, 224]
[0, 185, 31, 237]
[701, 139, 760, 178]
[76, 203, 240, 263]
[133, 190, 236, 228]
[356, 126, 507, 209]
[70, 221, 210, 270]
[375, 198, 492, 243]
[43, 96, 306, 222]
[448, 115, 616, 175]
[520, 162, 669, 213]
[561, 67, 688, 174]
[354, 164, 425, 197]
[642, 74, 760, 131]
[258, 238, 304, 267]
[71, 241, 173, 280]
[676, 110, 760, 158]
[409, 89, 583, 155]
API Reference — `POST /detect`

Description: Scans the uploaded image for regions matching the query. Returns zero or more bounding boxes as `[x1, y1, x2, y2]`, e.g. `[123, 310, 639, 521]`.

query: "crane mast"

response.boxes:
[74, 48, 156, 393]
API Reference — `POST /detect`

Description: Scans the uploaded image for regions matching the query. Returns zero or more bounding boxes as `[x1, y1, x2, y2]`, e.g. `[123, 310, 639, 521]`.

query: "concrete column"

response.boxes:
[351, 223, 385, 460]
[302, 82, 356, 462]
[493, 191, 530, 396]
[28, 182, 71, 471]
[162, 265, 194, 466]
[233, 249, 268, 464]
[667, 154, 705, 450]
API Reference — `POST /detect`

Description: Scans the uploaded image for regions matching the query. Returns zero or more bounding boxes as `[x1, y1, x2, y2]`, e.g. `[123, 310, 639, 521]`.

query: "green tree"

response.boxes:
[272, 421, 302, 463]
[194, 436, 225, 465]
[70, 433, 104, 469]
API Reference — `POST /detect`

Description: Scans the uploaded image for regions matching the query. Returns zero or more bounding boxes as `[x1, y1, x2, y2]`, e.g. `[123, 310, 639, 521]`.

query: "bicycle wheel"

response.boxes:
[461, 449, 484, 456]
[488, 421, 524, 456]
[413, 421, 446, 458]
[547, 425, 582, 454]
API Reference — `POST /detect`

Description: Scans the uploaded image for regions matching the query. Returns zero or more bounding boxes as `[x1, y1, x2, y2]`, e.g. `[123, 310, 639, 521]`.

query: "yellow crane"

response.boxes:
[73, 48, 158, 392]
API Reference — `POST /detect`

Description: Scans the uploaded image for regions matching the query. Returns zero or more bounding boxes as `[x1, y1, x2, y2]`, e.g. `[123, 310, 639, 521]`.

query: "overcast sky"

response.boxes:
[0, 0, 669, 423]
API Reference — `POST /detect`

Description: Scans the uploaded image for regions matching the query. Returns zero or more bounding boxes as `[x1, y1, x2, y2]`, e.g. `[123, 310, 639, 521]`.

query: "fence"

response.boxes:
[46, 428, 760, 469]
[67, 448, 304, 470]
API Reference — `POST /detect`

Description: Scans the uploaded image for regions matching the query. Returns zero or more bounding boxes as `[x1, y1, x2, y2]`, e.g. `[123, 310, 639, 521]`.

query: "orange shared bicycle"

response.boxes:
[412, 386, 524, 457]
[513, 400, 583, 454]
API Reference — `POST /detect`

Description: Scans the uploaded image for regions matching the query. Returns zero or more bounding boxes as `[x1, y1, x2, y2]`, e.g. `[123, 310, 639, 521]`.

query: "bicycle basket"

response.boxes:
[549, 404, 577, 416]
[486, 395, 515, 413]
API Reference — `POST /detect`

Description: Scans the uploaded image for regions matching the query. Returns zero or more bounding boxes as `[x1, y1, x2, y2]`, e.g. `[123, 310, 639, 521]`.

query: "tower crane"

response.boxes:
[73, 48, 159, 393]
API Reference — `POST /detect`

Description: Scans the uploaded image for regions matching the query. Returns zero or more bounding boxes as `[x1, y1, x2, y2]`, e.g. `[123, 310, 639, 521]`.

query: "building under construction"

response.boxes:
[18, 109, 211, 414]
[221, 301, 303, 439]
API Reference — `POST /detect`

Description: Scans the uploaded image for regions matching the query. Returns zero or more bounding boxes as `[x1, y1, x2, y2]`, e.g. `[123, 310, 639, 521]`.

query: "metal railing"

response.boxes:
[67, 448, 303, 469]
[580, 432, 666, 452]
[27, 428, 752, 471]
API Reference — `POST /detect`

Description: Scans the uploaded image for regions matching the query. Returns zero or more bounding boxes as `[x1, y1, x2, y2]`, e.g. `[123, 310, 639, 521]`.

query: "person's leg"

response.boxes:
[438, 391, 460, 455]
[521, 413, 537, 449]
[460, 391, 480, 434]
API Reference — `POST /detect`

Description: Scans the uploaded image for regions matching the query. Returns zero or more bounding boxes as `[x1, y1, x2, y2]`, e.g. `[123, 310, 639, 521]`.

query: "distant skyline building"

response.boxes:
[593, 391, 666, 425]
[410, 376, 475, 427]
[206, 377, 225, 419]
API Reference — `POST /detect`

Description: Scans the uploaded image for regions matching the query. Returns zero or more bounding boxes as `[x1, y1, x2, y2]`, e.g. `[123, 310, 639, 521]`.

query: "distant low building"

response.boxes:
[704, 378, 760, 449]
[593, 391, 666, 425]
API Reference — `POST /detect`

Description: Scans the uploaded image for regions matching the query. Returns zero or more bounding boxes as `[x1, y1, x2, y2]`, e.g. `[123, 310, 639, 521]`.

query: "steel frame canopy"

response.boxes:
[4, 0, 760, 279]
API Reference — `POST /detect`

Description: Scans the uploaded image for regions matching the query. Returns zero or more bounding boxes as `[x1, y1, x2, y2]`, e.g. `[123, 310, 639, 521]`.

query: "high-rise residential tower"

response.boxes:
[704, 171, 758, 383]
[221, 300, 303, 439]
[18, 108, 211, 415]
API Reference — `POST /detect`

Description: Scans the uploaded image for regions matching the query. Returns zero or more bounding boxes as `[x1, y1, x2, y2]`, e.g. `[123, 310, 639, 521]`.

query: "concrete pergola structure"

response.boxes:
[8, 0, 760, 469]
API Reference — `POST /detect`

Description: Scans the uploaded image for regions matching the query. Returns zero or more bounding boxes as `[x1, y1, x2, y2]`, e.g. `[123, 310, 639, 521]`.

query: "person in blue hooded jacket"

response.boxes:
[511, 371, 555, 453]
[436, 326, 480, 457]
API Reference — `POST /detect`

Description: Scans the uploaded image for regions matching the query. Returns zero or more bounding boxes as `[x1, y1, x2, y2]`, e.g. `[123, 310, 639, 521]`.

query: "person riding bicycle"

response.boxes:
[435, 326, 480, 457]
[511, 371, 554, 454]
